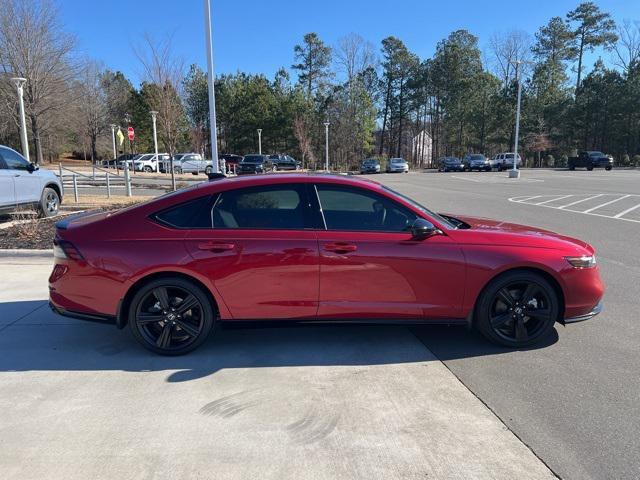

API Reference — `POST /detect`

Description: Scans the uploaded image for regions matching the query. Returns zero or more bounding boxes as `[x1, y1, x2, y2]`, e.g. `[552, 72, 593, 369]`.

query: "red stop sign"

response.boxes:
[127, 127, 135, 141]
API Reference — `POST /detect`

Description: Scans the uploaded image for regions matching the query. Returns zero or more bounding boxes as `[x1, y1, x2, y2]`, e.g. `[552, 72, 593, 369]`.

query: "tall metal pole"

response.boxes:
[11, 78, 30, 163]
[150, 111, 159, 173]
[110, 124, 117, 161]
[204, 0, 220, 174]
[513, 62, 522, 176]
[257, 129, 262, 155]
[324, 122, 330, 171]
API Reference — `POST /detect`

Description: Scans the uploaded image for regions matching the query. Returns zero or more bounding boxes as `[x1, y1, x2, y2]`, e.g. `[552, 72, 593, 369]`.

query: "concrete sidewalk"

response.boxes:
[0, 252, 556, 480]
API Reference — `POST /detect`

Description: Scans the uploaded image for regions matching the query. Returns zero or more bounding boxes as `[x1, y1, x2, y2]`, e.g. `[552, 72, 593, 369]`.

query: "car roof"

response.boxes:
[194, 173, 382, 193]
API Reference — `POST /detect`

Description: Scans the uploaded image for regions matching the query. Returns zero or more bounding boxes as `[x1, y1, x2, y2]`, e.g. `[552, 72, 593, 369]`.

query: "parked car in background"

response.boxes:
[49, 173, 604, 355]
[360, 158, 381, 174]
[237, 154, 271, 174]
[133, 153, 170, 172]
[438, 157, 464, 172]
[178, 154, 212, 175]
[103, 154, 135, 168]
[463, 154, 491, 171]
[118, 154, 141, 170]
[0, 145, 63, 217]
[493, 153, 522, 171]
[386, 158, 409, 173]
[568, 151, 613, 171]
[268, 154, 299, 171]
[220, 154, 243, 172]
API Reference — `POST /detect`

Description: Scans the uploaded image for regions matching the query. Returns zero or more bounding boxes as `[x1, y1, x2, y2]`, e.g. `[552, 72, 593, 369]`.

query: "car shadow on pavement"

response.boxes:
[0, 300, 557, 383]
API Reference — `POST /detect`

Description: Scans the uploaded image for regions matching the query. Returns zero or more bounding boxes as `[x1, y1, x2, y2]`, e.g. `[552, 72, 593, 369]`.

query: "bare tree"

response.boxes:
[77, 60, 107, 162]
[0, 0, 76, 163]
[613, 20, 640, 74]
[293, 115, 315, 169]
[489, 30, 533, 89]
[134, 34, 187, 159]
[335, 33, 377, 87]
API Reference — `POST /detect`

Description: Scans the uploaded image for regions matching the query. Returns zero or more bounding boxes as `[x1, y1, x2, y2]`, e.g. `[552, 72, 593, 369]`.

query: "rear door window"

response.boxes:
[212, 184, 313, 230]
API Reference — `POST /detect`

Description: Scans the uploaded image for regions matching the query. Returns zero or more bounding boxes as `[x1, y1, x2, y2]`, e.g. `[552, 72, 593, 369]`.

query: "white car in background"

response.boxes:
[133, 153, 170, 172]
[386, 157, 409, 173]
[0, 145, 63, 217]
[493, 152, 522, 171]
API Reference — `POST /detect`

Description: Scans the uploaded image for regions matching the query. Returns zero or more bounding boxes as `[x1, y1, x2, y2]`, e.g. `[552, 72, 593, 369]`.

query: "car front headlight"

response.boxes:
[565, 255, 596, 268]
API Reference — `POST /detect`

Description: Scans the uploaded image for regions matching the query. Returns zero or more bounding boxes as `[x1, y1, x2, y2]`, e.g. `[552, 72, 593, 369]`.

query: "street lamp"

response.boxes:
[324, 122, 330, 171]
[257, 129, 262, 155]
[508, 60, 533, 179]
[11, 77, 30, 163]
[204, 0, 220, 174]
[150, 111, 159, 173]
[110, 124, 117, 161]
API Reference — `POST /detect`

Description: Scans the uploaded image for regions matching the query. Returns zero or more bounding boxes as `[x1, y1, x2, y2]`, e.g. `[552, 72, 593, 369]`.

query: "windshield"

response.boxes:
[242, 155, 263, 163]
[589, 151, 604, 157]
[470, 154, 485, 160]
[391, 158, 404, 163]
[138, 154, 153, 161]
[382, 185, 456, 229]
[363, 159, 377, 165]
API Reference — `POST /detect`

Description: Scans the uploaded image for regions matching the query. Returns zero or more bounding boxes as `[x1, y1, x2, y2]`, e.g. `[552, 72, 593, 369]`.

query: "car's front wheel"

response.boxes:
[39, 187, 60, 217]
[475, 271, 558, 348]
[128, 277, 216, 355]
[143, 166, 152, 173]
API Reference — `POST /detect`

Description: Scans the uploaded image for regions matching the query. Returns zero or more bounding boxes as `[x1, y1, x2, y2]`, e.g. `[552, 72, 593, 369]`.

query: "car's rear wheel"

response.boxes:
[205, 166, 212, 175]
[272, 165, 278, 172]
[475, 271, 558, 348]
[143, 166, 152, 173]
[128, 277, 216, 355]
[605, 165, 612, 171]
[587, 166, 594, 171]
[174, 167, 182, 174]
[38, 187, 60, 218]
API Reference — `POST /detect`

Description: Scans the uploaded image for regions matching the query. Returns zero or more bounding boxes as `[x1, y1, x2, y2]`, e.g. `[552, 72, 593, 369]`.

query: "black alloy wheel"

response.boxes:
[476, 271, 558, 347]
[129, 277, 215, 355]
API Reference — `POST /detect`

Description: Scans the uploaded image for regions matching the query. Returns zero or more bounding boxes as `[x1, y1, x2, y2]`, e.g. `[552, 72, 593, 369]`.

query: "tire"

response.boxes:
[587, 166, 594, 171]
[128, 277, 216, 355]
[605, 165, 612, 171]
[569, 165, 575, 171]
[38, 187, 60, 218]
[143, 166, 152, 173]
[205, 166, 212, 175]
[174, 167, 182, 174]
[272, 165, 278, 172]
[475, 270, 559, 348]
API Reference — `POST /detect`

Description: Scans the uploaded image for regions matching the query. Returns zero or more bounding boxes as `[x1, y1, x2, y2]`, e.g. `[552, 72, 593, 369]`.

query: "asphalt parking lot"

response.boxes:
[374, 169, 640, 480]
[1, 168, 638, 479]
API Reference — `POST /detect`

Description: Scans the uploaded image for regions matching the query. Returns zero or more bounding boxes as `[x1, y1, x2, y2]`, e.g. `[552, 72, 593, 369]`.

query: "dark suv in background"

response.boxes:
[268, 154, 299, 171]
[238, 154, 271, 174]
[568, 151, 613, 171]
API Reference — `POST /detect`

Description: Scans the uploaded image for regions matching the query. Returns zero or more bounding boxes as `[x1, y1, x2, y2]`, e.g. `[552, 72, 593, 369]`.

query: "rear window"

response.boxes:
[243, 155, 263, 163]
[152, 196, 212, 229]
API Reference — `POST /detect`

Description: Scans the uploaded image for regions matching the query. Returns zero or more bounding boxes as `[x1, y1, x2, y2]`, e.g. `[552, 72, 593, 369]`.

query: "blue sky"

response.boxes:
[60, 0, 637, 86]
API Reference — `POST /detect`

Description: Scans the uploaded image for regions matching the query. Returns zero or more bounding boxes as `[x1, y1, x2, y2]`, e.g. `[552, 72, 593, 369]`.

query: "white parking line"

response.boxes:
[614, 202, 640, 218]
[534, 195, 572, 205]
[583, 195, 630, 213]
[557, 194, 604, 209]
[508, 193, 640, 224]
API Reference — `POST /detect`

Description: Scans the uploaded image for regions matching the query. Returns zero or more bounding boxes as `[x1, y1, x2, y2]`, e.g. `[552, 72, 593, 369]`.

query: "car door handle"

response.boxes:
[324, 243, 357, 253]
[198, 242, 235, 252]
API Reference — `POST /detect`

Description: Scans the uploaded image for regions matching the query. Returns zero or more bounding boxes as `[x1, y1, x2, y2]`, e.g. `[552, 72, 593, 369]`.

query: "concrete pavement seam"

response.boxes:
[409, 328, 562, 480]
[0, 302, 47, 333]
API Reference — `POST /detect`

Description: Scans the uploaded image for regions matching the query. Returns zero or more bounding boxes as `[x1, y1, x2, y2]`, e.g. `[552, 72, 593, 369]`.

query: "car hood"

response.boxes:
[446, 215, 594, 253]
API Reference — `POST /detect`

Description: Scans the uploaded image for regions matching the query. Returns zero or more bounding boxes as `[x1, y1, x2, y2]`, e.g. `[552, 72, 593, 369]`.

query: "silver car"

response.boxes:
[386, 158, 409, 173]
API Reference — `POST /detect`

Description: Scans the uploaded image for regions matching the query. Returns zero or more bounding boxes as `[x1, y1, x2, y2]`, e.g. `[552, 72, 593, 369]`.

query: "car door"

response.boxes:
[1, 147, 40, 205]
[313, 183, 466, 320]
[0, 154, 16, 208]
[184, 183, 320, 320]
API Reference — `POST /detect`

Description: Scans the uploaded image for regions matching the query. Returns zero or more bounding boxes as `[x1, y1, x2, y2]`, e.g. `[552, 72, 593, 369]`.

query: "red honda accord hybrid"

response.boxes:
[49, 174, 604, 355]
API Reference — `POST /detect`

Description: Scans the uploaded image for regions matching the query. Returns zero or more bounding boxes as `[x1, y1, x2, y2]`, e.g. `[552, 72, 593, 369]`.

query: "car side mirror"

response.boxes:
[410, 218, 440, 240]
[26, 163, 38, 173]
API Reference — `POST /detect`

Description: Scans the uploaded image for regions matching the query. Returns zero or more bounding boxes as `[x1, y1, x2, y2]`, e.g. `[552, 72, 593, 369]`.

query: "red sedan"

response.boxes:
[49, 174, 604, 355]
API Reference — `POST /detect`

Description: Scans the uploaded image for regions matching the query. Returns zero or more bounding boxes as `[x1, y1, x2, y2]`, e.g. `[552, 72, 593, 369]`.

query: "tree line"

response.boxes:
[1, 0, 639, 169]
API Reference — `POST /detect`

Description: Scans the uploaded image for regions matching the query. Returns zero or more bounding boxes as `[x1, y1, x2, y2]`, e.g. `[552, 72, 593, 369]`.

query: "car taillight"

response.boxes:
[53, 238, 85, 262]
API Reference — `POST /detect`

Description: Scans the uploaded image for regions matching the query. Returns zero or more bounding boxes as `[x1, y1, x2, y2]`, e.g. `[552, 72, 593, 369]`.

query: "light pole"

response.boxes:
[324, 122, 330, 171]
[257, 128, 262, 155]
[110, 124, 117, 161]
[508, 60, 533, 179]
[150, 111, 159, 173]
[11, 77, 30, 163]
[204, 0, 220, 174]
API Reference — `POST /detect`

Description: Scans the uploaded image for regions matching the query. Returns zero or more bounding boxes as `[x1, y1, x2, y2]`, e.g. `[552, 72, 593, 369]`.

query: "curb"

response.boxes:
[0, 249, 53, 258]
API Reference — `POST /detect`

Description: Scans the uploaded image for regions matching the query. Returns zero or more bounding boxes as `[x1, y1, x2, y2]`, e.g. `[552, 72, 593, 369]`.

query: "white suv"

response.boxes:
[492, 152, 522, 171]
[133, 153, 170, 172]
[0, 145, 63, 217]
